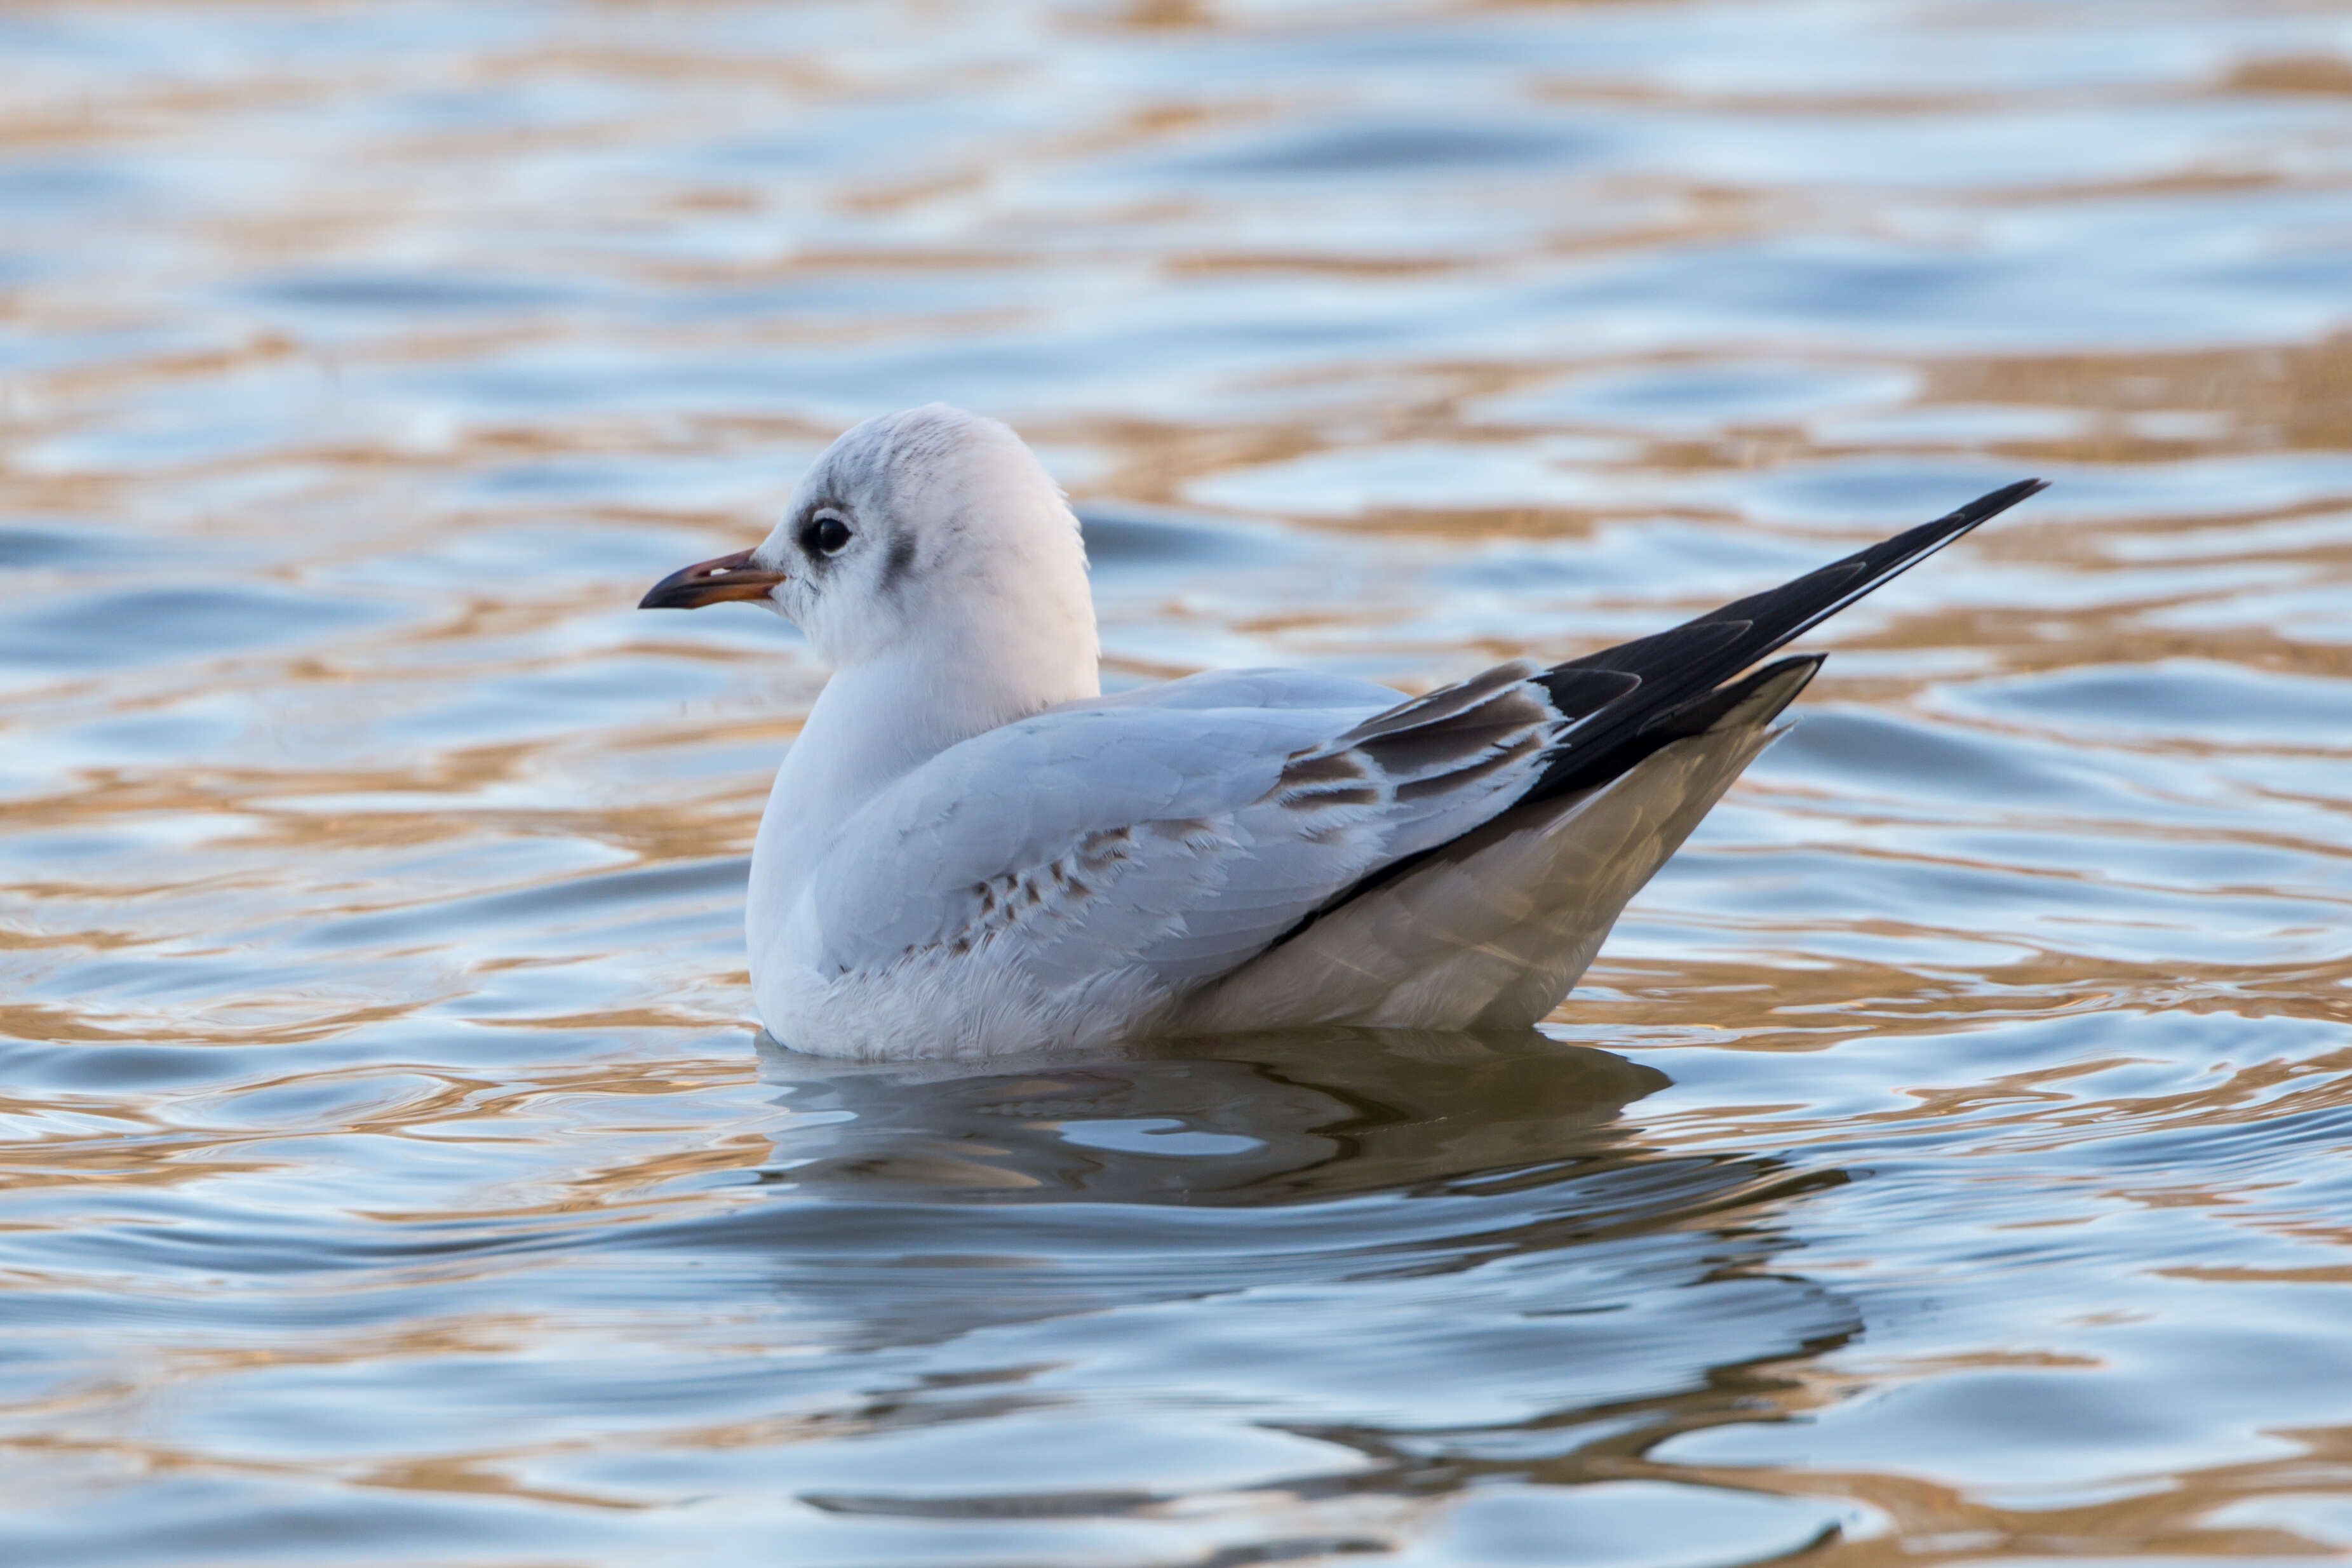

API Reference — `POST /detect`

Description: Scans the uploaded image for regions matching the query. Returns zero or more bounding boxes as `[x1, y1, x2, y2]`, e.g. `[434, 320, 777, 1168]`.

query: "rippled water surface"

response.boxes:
[6, 1, 2352, 1562]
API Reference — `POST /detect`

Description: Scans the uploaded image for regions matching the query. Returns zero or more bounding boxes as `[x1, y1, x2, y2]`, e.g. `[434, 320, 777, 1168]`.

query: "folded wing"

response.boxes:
[812, 668, 1561, 989]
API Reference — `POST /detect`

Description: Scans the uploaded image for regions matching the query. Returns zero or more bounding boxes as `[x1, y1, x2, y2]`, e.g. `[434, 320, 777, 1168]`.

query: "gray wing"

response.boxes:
[811, 664, 1573, 989]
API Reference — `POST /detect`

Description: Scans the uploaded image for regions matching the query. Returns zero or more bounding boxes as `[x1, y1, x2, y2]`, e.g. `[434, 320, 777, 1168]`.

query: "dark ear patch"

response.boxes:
[882, 533, 918, 594]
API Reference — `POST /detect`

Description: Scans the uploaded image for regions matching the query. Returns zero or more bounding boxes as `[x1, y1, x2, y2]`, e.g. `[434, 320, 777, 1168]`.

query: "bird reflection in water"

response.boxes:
[657, 1029, 1866, 1534]
[759, 1027, 1674, 1202]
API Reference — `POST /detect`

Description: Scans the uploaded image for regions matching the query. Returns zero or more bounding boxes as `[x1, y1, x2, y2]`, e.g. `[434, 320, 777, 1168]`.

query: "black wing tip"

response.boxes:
[1515, 478, 2048, 803]
[1831, 474, 2051, 609]
[1735, 650, 1827, 721]
[1639, 652, 1827, 741]
[1949, 476, 2051, 528]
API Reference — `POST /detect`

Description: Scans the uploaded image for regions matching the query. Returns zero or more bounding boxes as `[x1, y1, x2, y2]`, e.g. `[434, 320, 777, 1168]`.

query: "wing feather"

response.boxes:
[810, 669, 1563, 991]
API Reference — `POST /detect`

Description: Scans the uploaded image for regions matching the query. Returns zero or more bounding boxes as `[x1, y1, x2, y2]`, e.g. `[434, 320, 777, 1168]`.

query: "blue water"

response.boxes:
[3, 1, 2351, 1562]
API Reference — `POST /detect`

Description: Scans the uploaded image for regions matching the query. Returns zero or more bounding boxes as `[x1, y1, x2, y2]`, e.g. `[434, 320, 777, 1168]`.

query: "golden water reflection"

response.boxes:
[3, 0, 2352, 1562]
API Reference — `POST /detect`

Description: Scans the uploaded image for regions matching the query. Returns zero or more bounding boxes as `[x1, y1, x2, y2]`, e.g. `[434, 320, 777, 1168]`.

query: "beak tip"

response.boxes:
[638, 549, 784, 611]
[636, 567, 701, 610]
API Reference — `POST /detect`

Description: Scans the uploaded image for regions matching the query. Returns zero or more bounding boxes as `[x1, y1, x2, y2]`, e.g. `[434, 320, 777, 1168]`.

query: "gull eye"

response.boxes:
[800, 513, 852, 557]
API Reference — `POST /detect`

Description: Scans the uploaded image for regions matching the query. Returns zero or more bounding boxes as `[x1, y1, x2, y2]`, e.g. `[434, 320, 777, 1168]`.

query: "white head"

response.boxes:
[642, 405, 1100, 714]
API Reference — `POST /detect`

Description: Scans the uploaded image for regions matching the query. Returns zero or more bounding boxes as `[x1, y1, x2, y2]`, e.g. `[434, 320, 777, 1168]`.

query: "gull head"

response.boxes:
[640, 404, 1097, 676]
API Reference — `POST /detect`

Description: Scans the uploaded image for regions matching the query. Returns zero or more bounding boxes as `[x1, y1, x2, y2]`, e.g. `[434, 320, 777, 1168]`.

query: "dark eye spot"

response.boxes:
[800, 513, 852, 557]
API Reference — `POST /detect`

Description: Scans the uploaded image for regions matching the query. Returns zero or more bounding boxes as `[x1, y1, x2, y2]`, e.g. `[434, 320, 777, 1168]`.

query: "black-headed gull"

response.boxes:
[643, 405, 2045, 1059]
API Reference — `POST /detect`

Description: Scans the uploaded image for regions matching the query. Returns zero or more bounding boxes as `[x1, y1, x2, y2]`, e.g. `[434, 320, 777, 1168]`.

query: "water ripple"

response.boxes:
[3, 0, 2351, 1562]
